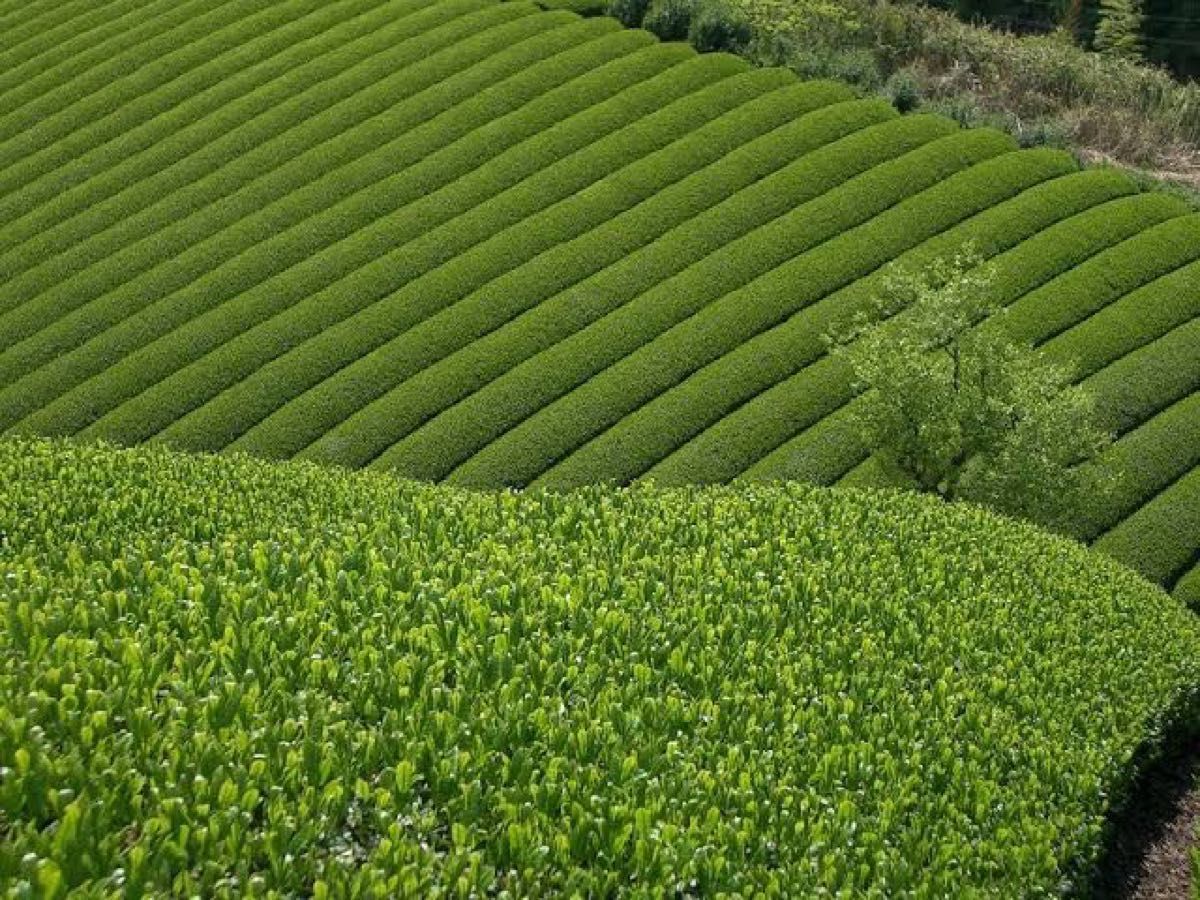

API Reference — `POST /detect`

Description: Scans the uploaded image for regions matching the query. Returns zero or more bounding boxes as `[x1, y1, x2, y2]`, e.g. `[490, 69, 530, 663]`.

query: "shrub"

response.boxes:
[833, 251, 1114, 533]
[2, 438, 1199, 896]
[643, 0, 695, 41]
[1175, 561, 1200, 608]
[885, 67, 922, 113]
[607, 0, 652, 27]
[688, 1, 752, 53]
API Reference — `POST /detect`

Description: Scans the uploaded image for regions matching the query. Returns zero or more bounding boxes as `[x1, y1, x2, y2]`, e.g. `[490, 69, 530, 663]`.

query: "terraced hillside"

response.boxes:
[1, 0, 1198, 601]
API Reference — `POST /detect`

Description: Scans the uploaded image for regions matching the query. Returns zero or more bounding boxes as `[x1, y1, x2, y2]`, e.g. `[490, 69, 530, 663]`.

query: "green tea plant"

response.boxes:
[1, 438, 1198, 896]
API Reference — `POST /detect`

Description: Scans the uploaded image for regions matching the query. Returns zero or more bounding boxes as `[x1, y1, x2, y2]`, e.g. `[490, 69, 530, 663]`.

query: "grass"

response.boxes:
[0, 0, 1197, 603]
[1, 438, 1198, 895]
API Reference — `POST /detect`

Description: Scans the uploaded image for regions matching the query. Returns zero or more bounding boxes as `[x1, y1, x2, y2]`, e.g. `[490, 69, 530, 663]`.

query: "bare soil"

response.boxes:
[1092, 736, 1200, 899]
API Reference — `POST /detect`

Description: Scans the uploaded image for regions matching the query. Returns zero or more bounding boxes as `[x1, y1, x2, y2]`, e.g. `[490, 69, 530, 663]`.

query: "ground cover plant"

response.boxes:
[0, 0, 1198, 604]
[2, 438, 1199, 895]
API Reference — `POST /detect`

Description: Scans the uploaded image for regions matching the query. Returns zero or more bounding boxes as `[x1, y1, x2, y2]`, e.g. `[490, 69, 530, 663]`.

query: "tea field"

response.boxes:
[0, 0, 1198, 600]
[1, 438, 1198, 895]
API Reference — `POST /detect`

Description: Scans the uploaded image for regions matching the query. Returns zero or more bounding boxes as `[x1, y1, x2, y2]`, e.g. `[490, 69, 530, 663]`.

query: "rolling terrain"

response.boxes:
[2, 438, 1198, 894]
[0, 0, 1198, 600]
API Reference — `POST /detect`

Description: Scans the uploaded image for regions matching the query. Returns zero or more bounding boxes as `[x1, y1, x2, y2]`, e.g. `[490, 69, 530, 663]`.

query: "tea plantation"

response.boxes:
[0, 438, 1198, 895]
[1, 0, 1199, 601]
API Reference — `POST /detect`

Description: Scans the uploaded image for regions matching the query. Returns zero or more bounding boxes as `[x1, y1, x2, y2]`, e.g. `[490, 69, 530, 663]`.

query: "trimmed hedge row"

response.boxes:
[1073, 391, 1200, 542]
[126, 74, 836, 453]
[0, 0, 347, 214]
[365, 115, 965, 482]
[444, 130, 1021, 488]
[297, 93, 880, 470]
[36, 43, 713, 444]
[0, 0, 285, 176]
[0, 0, 117, 61]
[172, 90, 882, 458]
[1038, 262, 1200, 389]
[1095, 462, 1200, 587]
[649, 188, 1183, 485]
[998, 213, 1200, 348]
[1081, 315, 1200, 439]
[525, 147, 1077, 491]
[0, 4, 563, 327]
[1175, 560, 1200, 607]
[0, 0, 214, 129]
[0, 22, 644, 427]
[0, 0, 424, 246]
[631, 172, 1152, 486]
[0, 0, 161, 100]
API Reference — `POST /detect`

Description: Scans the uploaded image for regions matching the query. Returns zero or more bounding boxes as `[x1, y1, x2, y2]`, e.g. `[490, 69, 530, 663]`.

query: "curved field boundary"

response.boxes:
[362, 115, 968, 481]
[114, 74, 841, 452]
[521, 147, 1077, 491]
[0, 0, 414, 243]
[2, 1, 1198, 595]
[0, 19, 645, 425]
[0, 6, 587, 339]
[13, 40, 704, 441]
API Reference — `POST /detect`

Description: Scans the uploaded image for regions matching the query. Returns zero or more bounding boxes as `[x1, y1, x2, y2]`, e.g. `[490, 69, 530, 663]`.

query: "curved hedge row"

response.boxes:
[1095, 463, 1200, 588]
[0, 3, 571, 328]
[649, 189, 1184, 485]
[522, 147, 1076, 491]
[146, 80, 859, 455]
[93, 57, 778, 450]
[1, 24, 655, 432]
[0, 0, 438, 252]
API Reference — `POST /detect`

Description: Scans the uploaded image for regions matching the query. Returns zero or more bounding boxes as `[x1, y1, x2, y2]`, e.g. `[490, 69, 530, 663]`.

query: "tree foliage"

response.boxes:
[834, 248, 1115, 532]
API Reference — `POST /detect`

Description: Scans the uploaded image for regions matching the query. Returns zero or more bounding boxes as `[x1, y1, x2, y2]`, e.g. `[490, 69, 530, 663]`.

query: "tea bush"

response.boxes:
[2, 438, 1198, 895]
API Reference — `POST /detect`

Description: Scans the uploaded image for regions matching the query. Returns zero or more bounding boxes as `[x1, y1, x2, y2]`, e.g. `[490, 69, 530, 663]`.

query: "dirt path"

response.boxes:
[1093, 736, 1199, 899]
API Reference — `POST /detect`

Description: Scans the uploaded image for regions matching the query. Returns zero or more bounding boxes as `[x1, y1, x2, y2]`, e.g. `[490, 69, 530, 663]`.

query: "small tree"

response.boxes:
[1093, 0, 1146, 61]
[831, 248, 1115, 533]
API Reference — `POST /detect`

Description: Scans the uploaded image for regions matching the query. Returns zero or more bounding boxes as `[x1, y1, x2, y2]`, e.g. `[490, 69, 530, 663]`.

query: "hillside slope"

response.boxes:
[0, 0, 1198, 599]
[2, 438, 1199, 894]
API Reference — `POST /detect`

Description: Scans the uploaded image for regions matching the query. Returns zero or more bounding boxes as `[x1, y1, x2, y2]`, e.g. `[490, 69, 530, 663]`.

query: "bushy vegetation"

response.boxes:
[2, 438, 1199, 895]
[831, 249, 1113, 534]
[0, 0, 1197, 601]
